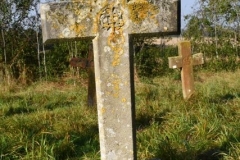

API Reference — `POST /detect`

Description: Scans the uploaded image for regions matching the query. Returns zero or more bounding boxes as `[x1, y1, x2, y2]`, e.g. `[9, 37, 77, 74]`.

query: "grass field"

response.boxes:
[0, 69, 240, 160]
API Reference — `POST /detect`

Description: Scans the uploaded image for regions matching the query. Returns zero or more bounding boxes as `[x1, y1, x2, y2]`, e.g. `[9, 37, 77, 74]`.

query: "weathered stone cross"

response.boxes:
[41, 0, 180, 159]
[168, 41, 204, 100]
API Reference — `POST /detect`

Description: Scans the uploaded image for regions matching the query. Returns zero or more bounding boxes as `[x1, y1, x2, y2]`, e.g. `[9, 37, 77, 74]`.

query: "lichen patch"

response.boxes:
[128, 0, 159, 24]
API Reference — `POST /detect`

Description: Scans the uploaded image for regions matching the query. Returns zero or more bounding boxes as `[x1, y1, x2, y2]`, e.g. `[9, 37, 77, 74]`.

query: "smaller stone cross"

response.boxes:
[69, 44, 96, 107]
[168, 41, 204, 100]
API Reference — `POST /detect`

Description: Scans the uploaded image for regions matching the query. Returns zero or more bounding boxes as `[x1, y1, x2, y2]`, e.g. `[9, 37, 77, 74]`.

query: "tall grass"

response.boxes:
[136, 70, 240, 160]
[0, 70, 240, 159]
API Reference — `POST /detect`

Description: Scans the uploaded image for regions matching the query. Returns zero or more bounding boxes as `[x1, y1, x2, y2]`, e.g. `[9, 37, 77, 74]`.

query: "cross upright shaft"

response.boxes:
[41, 0, 180, 159]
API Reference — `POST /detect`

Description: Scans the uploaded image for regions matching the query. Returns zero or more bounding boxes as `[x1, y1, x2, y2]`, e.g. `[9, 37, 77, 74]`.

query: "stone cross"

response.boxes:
[40, 0, 180, 159]
[168, 41, 204, 100]
[69, 44, 96, 107]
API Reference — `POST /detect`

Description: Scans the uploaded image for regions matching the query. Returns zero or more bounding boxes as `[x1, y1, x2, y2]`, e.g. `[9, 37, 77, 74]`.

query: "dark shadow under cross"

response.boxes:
[40, 0, 180, 159]
[168, 41, 204, 100]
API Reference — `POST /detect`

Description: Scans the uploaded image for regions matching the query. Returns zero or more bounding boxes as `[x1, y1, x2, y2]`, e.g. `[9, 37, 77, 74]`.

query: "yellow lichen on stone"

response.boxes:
[96, 2, 126, 66]
[45, 1, 96, 39]
[120, 0, 127, 7]
[107, 30, 124, 66]
[92, 17, 99, 34]
[109, 74, 121, 98]
[71, 0, 85, 2]
[122, 98, 127, 103]
[70, 24, 85, 35]
[113, 79, 120, 98]
[112, 52, 121, 66]
[101, 107, 106, 114]
[128, 0, 159, 24]
[52, 23, 60, 30]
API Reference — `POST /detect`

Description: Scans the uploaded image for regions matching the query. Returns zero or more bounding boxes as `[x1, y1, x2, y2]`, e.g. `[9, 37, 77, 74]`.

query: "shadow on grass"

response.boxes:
[136, 108, 170, 131]
[3, 95, 36, 116]
[54, 124, 99, 160]
[152, 134, 240, 160]
[196, 148, 223, 160]
[4, 100, 74, 116]
[44, 101, 73, 110]
[152, 141, 223, 160]
[196, 134, 240, 160]
[0, 95, 25, 103]
[0, 123, 100, 160]
[5, 106, 35, 116]
[209, 93, 240, 104]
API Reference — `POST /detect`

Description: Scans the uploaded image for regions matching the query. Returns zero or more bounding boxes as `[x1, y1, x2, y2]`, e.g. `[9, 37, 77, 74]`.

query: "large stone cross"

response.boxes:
[40, 0, 180, 159]
[168, 41, 204, 100]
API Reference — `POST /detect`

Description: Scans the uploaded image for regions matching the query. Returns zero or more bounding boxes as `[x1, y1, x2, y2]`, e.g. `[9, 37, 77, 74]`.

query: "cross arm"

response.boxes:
[40, 0, 181, 44]
[168, 56, 183, 69]
[40, 2, 96, 43]
[192, 53, 204, 66]
[128, 0, 181, 36]
[168, 52, 204, 69]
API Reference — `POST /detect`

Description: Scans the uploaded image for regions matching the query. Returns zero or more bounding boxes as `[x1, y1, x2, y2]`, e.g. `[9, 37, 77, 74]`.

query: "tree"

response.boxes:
[0, 0, 43, 84]
[183, 0, 240, 59]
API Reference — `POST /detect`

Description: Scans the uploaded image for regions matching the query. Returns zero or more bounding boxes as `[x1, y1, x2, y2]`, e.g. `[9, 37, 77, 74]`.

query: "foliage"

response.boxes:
[42, 40, 90, 78]
[0, 0, 90, 84]
[183, 0, 240, 60]
[0, 0, 41, 84]
[135, 45, 178, 78]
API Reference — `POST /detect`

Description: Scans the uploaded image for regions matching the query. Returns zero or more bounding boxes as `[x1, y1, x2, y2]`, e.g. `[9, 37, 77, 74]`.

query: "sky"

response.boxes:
[181, 0, 197, 28]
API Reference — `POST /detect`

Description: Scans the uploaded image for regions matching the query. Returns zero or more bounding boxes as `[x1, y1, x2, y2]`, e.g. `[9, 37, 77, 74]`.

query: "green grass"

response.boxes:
[0, 70, 240, 160]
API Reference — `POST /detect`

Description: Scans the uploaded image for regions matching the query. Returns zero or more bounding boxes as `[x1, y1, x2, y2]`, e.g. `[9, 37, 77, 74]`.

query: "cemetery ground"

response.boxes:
[0, 69, 240, 160]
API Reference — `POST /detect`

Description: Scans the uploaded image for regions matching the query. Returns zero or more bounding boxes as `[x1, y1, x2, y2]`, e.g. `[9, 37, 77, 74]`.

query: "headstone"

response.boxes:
[40, 1, 180, 159]
[168, 41, 204, 100]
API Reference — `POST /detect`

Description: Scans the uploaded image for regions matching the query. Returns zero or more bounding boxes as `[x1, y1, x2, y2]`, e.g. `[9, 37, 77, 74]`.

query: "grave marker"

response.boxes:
[69, 44, 96, 107]
[40, 0, 180, 159]
[168, 41, 204, 100]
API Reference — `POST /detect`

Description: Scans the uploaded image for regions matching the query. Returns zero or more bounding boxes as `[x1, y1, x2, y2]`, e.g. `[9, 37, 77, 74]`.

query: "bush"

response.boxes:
[135, 45, 178, 78]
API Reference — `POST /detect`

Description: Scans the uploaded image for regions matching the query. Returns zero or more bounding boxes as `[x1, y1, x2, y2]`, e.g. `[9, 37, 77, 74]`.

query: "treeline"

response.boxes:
[0, 0, 90, 85]
[0, 0, 42, 85]
[1, 27, 40, 83]
[0, 0, 240, 85]
[183, 0, 240, 62]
